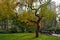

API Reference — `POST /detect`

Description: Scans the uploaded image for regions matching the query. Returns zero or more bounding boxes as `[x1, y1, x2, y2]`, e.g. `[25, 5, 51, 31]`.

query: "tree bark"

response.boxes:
[35, 17, 41, 38]
[36, 22, 39, 37]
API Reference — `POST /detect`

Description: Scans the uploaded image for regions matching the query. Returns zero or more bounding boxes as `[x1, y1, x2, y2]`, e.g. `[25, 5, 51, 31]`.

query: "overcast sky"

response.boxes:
[52, 0, 60, 5]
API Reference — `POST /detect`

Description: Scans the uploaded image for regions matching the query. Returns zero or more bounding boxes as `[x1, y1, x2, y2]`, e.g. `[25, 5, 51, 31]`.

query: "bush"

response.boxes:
[27, 27, 35, 33]
[9, 27, 17, 33]
[55, 29, 60, 34]
[0, 30, 9, 34]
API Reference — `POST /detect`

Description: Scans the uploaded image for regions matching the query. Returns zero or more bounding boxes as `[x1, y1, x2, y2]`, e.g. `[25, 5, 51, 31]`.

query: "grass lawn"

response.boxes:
[0, 33, 60, 40]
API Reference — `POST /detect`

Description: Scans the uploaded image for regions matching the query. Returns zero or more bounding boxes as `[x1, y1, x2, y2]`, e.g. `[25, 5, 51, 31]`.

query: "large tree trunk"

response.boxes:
[36, 22, 40, 37]
[35, 17, 41, 38]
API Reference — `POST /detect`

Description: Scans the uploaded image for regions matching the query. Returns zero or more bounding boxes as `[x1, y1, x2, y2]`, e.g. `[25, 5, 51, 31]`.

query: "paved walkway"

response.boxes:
[52, 34, 60, 37]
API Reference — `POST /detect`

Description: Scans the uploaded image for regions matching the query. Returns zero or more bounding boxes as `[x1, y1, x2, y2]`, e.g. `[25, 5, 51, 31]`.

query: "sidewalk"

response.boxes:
[52, 34, 60, 37]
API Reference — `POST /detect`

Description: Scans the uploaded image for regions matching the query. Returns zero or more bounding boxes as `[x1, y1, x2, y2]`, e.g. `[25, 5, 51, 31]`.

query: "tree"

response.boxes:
[18, 6, 57, 37]
[14, 0, 54, 37]
[0, 0, 16, 30]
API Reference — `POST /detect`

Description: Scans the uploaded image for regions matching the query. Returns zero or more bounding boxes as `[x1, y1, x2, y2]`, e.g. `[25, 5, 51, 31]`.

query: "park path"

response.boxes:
[52, 34, 60, 37]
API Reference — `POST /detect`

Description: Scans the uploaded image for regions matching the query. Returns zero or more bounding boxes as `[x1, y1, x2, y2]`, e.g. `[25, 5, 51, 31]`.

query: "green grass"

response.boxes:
[0, 33, 60, 40]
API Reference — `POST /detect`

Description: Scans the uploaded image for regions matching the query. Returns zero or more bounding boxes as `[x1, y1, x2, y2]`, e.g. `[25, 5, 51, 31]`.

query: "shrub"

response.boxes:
[55, 28, 60, 34]
[0, 30, 9, 33]
[9, 27, 17, 33]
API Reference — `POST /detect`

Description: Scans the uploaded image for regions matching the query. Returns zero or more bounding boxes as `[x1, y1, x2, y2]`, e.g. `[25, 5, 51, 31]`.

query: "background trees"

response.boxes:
[0, 0, 57, 37]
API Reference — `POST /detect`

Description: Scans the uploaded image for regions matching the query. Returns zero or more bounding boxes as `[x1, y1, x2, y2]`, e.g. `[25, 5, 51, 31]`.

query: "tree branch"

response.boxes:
[27, 19, 37, 23]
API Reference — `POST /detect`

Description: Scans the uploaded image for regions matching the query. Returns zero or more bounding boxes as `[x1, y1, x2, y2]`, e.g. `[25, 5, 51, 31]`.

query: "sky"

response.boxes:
[52, 0, 60, 5]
